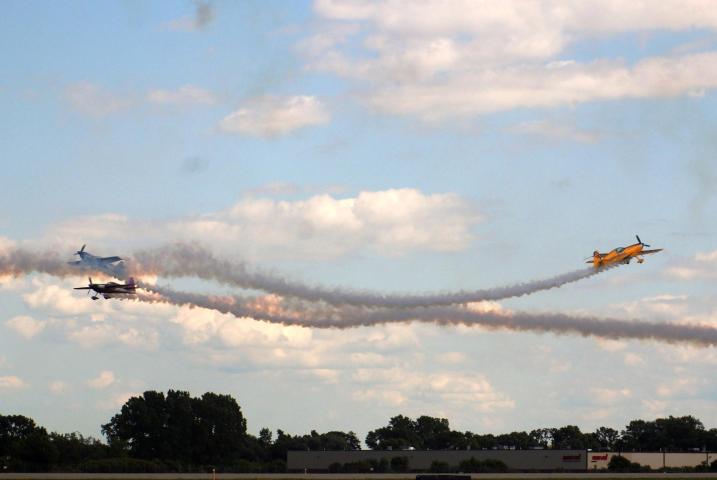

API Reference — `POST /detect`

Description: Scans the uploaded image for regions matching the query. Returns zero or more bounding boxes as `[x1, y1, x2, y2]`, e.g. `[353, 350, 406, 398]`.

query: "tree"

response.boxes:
[102, 391, 171, 460]
[50, 432, 107, 466]
[593, 427, 619, 450]
[551, 425, 587, 449]
[102, 390, 248, 467]
[656, 416, 704, 451]
[414, 416, 451, 449]
[191, 392, 247, 466]
[366, 415, 420, 450]
[621, 419, 663, 451]
[258, 428, 273, 448]
[529, 428, 552, 448]
[0, 415, 57, 471]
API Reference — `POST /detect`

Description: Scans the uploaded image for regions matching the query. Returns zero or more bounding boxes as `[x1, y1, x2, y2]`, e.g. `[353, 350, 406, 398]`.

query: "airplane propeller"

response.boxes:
[635, 235, 650, 247]
[75, 244, 87, 255]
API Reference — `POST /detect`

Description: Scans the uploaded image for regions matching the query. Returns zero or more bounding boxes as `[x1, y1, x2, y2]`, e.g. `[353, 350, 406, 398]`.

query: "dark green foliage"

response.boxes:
[78, 457, 162, 473]
[270, 428, 360, 461]
[619, 415, 707, 451]
[102, 390, 248, 467]
[4, 401, 717, 473]
[607, 455, 650, 472]
[429, 460, 451, 472]
[390, 455, 409, 472]
[458, 457, 508, 473]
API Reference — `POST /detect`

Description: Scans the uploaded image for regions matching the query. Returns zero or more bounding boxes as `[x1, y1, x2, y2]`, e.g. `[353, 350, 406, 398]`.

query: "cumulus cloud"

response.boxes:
[666, 250, 717, 280]
[352, 367, 515, 412]
[98, 391, 141, 410]
[219, 95, 330, 137]
[48, 188, 480, 260]
[67, 323, 160, 350]
[0, 375, 27, 389]
[146, 85, 217, 106]
[511, 120, 601, 144]
[64, 82, 131, 117]
[87, 370, 115, 389]
[49, 380, 69, 394]
[363, 53, 717, 120]
[624, 352, 646, 366]
[5, 315, 45, 339]
[590, 387, 632, 404]
[305, 1, 717, 120]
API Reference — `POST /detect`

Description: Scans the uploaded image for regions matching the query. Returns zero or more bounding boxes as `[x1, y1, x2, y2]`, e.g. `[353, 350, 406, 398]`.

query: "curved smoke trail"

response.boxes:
[127, 243, 620, 307]
[140, 283, 717, 347]
[0, 244, 618, 307]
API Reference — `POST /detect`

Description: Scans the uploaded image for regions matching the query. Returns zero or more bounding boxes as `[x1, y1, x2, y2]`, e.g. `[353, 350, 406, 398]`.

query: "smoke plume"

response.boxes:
[141, 283, 717, 347]
[128, 243, 619, 307]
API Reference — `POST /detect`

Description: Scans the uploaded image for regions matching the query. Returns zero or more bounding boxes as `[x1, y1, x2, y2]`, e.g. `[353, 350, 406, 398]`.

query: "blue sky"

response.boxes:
[1, 0, 717, 441]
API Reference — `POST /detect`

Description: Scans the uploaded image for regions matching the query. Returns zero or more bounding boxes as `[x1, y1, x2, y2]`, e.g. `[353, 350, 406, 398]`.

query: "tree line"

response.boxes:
[2, 389, 717, 472]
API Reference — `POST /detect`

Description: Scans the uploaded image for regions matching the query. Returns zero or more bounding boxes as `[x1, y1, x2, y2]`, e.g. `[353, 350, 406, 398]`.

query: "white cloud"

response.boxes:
[0, 375, 27, 389]
[49, 380, 69, 394]
[352, 367, 514, 412]
[624, 352, 646, 366]
[219, 95, 330, 137]
[146, 85, 216, 106]
[5, 315, 45, 339]
[435, 352, 466, 364]
[67, 323, 159, 350]
[590, 387, 632, 404]
[594, 338, 627, 352]
[656, 377, 702, 398]
[617, 294, 690, 318]
[666, 250, 717, 280]
[49, 188, 481, 260]
[363, 53, 717, 120]
[511, 120, 601, 144]
[87, 370, 115, 389]
[97, 391, 139, 410]
[64, 82, 130, 117]
[306, 1, 717, 120]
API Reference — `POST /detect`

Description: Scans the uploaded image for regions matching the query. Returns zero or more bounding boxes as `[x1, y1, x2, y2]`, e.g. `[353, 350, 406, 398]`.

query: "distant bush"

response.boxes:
[458, 457, 508, 473]
[78, 457, 162, 473]
[607, 455, 650, 473]
[429, 460, 452, 473]
[390, 456, 409, 472]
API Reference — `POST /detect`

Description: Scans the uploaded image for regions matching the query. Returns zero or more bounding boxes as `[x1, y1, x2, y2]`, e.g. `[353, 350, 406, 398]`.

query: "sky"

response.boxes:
[1, 0, 717, 442]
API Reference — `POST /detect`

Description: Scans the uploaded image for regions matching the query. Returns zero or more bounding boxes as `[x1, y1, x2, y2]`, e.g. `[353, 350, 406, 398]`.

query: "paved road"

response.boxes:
[3, 474, 717, 480]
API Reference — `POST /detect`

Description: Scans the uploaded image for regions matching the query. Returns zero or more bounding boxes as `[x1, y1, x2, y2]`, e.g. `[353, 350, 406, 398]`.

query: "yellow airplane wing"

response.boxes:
[640, 249, 663, 255]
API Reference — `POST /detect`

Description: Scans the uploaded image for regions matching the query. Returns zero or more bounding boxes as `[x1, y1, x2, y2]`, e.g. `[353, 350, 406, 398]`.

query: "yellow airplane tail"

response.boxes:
[592, 250, 602, 268]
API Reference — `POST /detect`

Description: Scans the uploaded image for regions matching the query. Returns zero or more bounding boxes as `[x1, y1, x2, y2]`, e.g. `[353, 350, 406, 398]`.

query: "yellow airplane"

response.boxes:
[587, 235, 663, 268]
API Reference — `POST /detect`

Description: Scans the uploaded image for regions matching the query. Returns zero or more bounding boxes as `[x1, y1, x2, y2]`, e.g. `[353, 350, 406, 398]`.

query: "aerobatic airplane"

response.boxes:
[74, 277, 137, 300]
[67, 244, 126, 276]
[68, 244, 122, 267]
[587, 235, 663, 268]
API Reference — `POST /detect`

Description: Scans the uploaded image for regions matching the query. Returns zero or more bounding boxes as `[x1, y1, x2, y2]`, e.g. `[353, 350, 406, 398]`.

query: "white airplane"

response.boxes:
[67, 244, 125, 275]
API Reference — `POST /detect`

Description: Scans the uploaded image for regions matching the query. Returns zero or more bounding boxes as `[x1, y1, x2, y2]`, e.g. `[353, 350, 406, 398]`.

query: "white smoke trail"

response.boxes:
[127, 243, 619, 307]
[141, 283, 717, 347]
[0, 248, 92, 278]
[0, 243, 619, 307]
